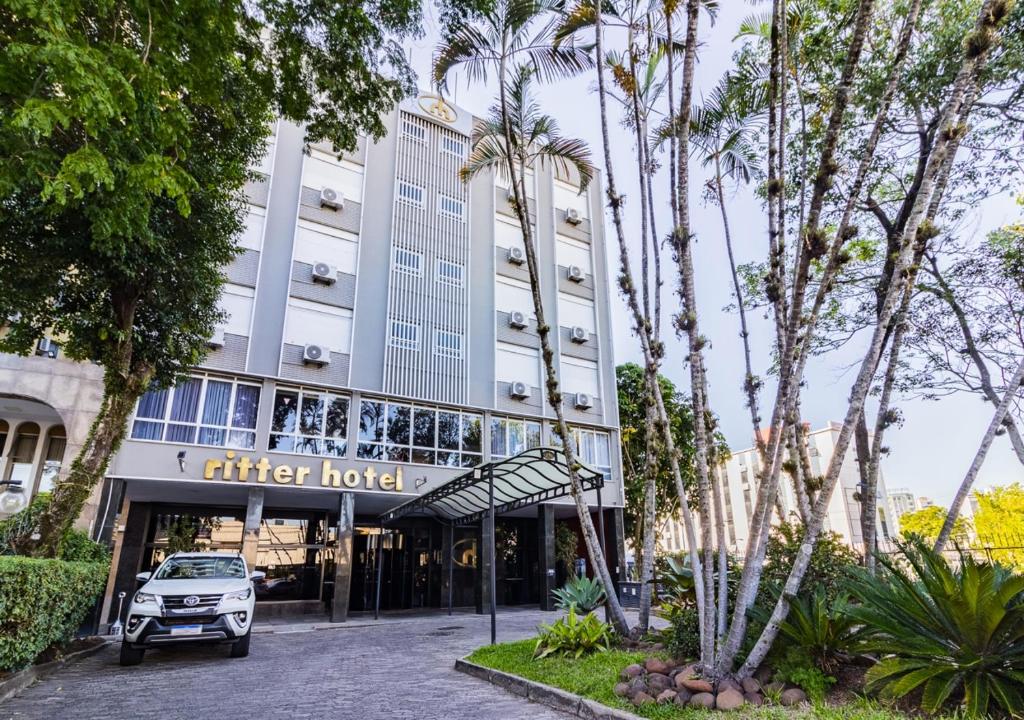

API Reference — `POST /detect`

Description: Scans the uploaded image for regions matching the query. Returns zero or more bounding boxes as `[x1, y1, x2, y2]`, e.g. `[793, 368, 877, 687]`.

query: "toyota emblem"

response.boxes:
[184, 595, 200, 607]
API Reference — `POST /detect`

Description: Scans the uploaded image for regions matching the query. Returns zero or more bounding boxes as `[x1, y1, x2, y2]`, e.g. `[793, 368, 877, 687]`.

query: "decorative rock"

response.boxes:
[675, 663, 698, 682]
[716, 688, 745, 711]
[648, 673, 673, 694]
[780, 688, 808, 706]
[651, 642, 666, 651]
[621, 664, 644, 679]
[681, 678, 714, 694]
[674, 688, 693, 706]
[627, 677, 648, 697]
[741, 677, 761, 694]
[613, 682, 630, 698]
[657, 689, 678, 704]
[632, 692, 655, 707]
[645, 658, 671, 675]
[718, 678, 743, 693]
[689, 692, 716, 709]
[744, 692, 764, 707]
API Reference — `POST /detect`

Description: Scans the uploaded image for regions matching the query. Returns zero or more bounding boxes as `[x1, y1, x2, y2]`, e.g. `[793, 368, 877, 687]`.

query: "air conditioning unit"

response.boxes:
[509, 381, 531, 399]
[508, 311, 528, 329]
[507, 246, 525, 265]
[570, 325, 588, 343]
[565, 207, 582, 225]
[567, 265, 585, 283]
[574, 392, 594, 409]
[311, 261, 337, 285]
[319, 187, 344, 210]
[303, 343, 331, 365]
[207, 327, 226, 349]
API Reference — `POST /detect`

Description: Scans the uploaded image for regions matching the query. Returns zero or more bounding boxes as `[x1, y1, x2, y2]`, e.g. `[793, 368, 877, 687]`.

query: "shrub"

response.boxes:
[666, 604, 700, 660]
[848, 539, 1024, 718]
[534, 607, 613, 659]
[58, 529, 110, 563]
[760, 521, 860, 605]
[0, 556, 109, 671]
[774, 649, 836, 703]
[552, 574, 606, 613]
[769, 589, 860, 674]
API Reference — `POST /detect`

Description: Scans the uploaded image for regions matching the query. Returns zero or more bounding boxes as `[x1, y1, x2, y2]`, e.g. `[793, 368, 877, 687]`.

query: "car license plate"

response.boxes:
[170, 625, 203, 636]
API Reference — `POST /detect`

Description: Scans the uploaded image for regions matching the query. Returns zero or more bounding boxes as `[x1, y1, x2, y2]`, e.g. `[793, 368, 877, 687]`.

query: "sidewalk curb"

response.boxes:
[0, 639, 109, 704]
[454, 657, 643, 720]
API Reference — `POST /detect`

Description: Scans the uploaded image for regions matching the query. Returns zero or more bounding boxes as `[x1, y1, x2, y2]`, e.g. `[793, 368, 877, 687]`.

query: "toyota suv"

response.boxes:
[120, 552, 264, 665]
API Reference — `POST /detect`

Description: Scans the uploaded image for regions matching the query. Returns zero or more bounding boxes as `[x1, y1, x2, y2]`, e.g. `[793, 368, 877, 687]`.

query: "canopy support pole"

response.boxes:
[448, 522, 454, 617]
[488, 465, 497, 645]
[597, 483, 607, 623]
[374, 520, 384, 621]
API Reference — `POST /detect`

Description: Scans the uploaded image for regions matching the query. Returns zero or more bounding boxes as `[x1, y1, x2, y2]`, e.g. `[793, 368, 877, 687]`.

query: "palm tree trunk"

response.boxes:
[637, 387, 659, 633]
[935, 355, 1024, 553]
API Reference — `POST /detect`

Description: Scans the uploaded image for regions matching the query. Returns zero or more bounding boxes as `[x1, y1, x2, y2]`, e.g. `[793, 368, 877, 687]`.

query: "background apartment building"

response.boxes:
[0, 92, 626, 623]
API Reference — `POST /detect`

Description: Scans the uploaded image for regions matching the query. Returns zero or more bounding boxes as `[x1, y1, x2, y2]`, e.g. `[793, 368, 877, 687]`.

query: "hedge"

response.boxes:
[0, 556, 109, 672]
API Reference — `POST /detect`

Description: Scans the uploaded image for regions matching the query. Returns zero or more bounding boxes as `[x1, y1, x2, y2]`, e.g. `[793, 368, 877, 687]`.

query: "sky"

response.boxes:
[405, 2, 1023, 505]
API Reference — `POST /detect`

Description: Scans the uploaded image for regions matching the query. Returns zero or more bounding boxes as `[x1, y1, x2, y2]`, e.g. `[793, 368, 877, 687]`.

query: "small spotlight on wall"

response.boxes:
[176, 451, 187, 472]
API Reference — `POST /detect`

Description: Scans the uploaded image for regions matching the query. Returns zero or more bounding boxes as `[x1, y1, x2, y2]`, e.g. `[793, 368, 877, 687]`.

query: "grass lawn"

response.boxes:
[466, 639, 919, 720]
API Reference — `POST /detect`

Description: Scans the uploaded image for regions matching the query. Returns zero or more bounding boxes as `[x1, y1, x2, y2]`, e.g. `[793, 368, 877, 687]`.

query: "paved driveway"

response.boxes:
[2, 609, 569, 720]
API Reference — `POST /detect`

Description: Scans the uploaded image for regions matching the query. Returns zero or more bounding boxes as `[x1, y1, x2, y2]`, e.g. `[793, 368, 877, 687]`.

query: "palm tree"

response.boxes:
[435, 0, 633, 635]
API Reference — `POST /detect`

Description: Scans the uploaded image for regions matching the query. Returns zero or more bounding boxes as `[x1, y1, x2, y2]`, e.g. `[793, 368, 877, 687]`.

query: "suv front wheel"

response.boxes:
[119, 643, 145, 666]
[229, 629, 251, 658]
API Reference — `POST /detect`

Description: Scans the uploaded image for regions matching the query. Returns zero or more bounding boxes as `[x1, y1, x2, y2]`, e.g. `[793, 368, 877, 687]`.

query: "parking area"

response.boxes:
[1, 609, 569, 720]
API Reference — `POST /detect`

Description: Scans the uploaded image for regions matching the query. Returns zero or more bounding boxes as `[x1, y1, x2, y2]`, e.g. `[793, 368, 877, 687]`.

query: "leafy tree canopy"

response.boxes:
[974, 482, 1024, 569]
[899, 505, 971, 543]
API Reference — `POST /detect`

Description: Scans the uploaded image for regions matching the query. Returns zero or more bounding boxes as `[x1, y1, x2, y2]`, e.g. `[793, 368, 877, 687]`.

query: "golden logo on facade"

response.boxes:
[203, 452, 404, 492]
[418, 94, 457, 123]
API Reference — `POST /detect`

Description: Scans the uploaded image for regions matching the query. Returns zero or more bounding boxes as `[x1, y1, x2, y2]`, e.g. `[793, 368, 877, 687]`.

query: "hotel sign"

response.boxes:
[417, 94, 457, 123]
[203, 452, 404, 492]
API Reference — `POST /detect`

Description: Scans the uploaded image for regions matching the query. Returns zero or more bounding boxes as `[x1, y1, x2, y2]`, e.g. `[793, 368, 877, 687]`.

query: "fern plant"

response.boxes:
[774, 589, 861, 673]
[552, 574, 606, 613]
[534, 607, 613, 659]
[848, 539, 1024, 718]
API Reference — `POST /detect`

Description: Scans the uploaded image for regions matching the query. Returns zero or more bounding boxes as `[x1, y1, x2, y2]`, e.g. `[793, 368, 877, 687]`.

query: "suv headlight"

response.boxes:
[134, 592, 159, 605]
[223, 587, 252, 602]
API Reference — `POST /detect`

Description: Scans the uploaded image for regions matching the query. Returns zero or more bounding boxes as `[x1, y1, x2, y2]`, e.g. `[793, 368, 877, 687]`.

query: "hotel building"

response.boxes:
[0, 92, 626, 623]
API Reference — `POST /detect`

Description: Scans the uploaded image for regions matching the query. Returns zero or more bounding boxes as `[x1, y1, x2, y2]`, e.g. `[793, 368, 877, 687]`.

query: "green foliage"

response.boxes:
[771, 590, 860, 674]
[552, 574, 607, 613]
[666, 605, 700, 660]
[0, 556, 108, 672]
[57, 529, 110, 564]
[555, 524, 579, 573]
[658, 553, 697, 605]
[0, 494, 106, 562]
[774, 649, 837, 704]
[760, 521, 861, 605]
[898, 506, 970, 543]
[974, 482, 1024, 570]
[848, 539, 1024, 718]
[534, 607, 613, 659]
[615, 363, 695, 550]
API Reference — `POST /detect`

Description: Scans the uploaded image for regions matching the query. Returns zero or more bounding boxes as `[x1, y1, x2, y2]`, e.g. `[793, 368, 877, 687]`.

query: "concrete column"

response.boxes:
[99, 491, 132, 626]
[441, 522, 453, 611]
[241, 487, 265, 568]
[538, 504, 556, 610]
[108, 502, 152, 626]
[26, 421, 51, 497]
[609, 507, 627, 593]
[330, 492, 355, 622]
[477, 519, 495, 614]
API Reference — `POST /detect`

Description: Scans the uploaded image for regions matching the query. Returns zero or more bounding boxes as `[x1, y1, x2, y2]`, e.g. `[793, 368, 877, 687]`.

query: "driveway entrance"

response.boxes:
[1, 609, 567, 720]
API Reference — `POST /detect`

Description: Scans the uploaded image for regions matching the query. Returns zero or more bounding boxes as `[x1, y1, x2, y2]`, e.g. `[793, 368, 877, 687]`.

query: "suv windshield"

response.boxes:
[154, 556, 247, 580]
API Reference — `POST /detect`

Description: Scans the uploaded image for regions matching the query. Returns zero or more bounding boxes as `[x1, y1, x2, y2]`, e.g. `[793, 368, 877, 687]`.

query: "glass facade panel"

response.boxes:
[131, 376, 259, 449]
[270, 389, 348, 458]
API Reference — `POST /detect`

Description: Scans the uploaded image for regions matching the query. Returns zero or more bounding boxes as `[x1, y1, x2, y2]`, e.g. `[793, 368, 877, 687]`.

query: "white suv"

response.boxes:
[120, 552, 264, 666]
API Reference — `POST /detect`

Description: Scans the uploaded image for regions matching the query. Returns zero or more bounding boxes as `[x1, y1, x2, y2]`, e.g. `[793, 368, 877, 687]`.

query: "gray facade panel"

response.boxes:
[494, 187, 536, 222]
[535, 166, 561, 420]
[290, 262, 356, 309]
[468, 172, 496, 409]
[494, 247, 532, 283]
[496, 312, 540, 349]
[225, 249, 260, 288]
[554, 214, 593, 242]
[297, 188, 362, 234]
[495, 382, 542, 413]
[198, 333, 248, 373]
[559, 327, 599, 361]
[561, 396, 604, 424]
[248, 121, 304, 376]
[309, 135, 367, 166]
[245, 175, 269, 207]
[557, 266, 596, 300]
[280, 343, 351, 386]
[589, 173, 620, 430]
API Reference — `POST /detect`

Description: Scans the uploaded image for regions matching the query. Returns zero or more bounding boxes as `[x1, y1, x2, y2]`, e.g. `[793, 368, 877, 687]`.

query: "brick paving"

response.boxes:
[1, 608, 572, 720]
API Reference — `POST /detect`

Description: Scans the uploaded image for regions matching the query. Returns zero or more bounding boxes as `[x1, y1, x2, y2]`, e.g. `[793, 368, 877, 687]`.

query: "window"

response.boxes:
[402, 119, 426, 142]
[441, 136, 466, 158]
[37, 427, 66, 494]
[490, 416, 542, 459]
[397, 181, 424, 207]
[395, 248, 423, 277]
[435, 330, 462, 359]
[268, 388, 349, 457]
[357, 400, 482, 467]
[437, 259, 464, 287]
[571, 427, 612, 478]
[389, 320, 420, 350]
[130, 376, 260, 449]
[438, 194, 465, 219]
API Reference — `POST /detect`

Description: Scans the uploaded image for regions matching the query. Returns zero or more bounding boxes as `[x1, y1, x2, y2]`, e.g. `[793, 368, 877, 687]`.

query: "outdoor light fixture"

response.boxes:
[541, 449, 557, 462]
[0, 482, 27, 514]
[177, 451, 187, 472]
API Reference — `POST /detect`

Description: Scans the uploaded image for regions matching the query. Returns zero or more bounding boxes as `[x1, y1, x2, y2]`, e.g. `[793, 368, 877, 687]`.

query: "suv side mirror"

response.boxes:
[250, 571, 266, 581]
[135, 571, 152, 583]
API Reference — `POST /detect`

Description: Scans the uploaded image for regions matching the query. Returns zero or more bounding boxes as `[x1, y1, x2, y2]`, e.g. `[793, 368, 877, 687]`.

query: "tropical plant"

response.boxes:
[552, 574, 607, 613]
[666, 605, 701, 660]
[759, 521, 861, 605]
[765, 590, 860, 675]
[534, 607, 614, 659]
[848, 539, 1024, 718]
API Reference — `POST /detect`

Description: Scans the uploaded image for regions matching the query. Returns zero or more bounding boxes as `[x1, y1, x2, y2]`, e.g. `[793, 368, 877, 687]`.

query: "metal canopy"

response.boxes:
[379, 446, 605, 526]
